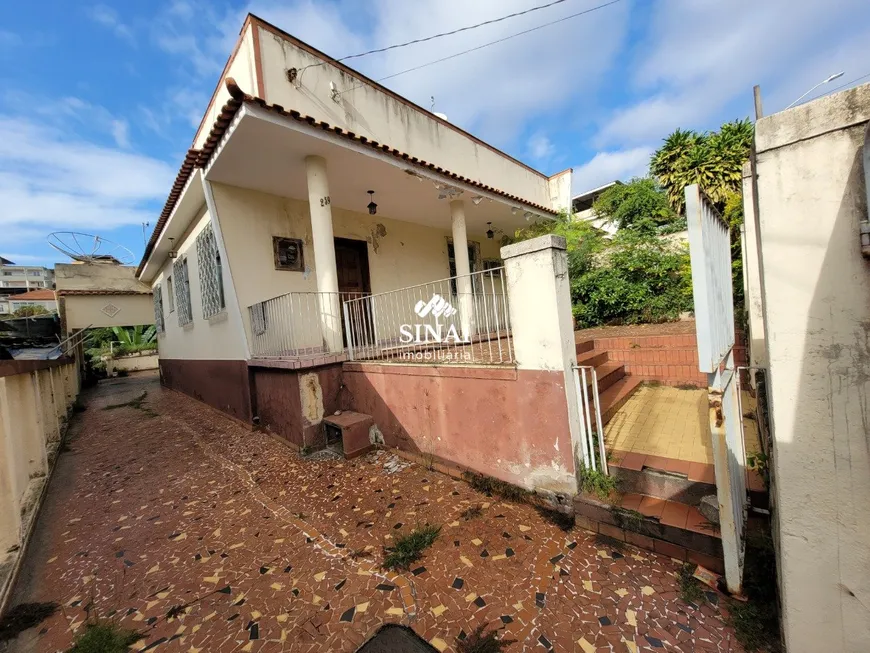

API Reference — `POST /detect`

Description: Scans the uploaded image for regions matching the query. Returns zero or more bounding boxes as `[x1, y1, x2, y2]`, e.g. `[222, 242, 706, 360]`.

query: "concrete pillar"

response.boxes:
[305, 155, 342, 352]
[450, 199, 474, 339]
[501, 235, 583, 490]
[0, 378, 21, 553]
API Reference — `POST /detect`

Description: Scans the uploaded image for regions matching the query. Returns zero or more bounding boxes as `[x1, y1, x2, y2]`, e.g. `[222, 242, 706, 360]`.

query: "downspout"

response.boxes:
[861, 122, 870, 258]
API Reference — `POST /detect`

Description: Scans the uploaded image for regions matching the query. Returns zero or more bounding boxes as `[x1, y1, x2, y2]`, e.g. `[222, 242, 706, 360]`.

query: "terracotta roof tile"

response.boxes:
[57, 289, 151, 297]
[10, 289, 56, 301]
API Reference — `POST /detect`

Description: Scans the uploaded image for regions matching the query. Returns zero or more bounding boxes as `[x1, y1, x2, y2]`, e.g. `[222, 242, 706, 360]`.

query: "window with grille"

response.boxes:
[153, 282, 165, 333]
[173, 257, 193, 326]
[196, 222, 226, 319]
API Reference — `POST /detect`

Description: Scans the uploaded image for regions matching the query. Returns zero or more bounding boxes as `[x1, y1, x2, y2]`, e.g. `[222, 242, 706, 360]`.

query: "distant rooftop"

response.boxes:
[572, 180, 621, 213]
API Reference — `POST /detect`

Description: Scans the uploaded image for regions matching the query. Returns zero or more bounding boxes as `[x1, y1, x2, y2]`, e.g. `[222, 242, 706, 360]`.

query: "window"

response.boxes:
[447, 240, 481, 295]
[173, 257, 193, 326]
[195, 222, 226, 318]
[167, 275, 175, 312]
[153, 282, 165, 333]
[28, 270, 41, 276]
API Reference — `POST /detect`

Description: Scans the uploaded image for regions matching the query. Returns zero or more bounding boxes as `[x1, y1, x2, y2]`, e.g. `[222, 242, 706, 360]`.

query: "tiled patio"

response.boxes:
[6, 373, 744, 652]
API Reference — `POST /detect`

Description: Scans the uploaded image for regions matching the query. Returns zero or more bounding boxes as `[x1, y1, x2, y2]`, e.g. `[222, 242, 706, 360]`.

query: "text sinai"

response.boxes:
[399, 324, 470, 344]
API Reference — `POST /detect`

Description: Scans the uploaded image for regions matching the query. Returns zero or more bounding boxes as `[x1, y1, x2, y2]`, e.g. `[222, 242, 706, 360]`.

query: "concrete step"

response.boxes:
[575, 339, 594, 356]
[600, 376, 642, 424]
[576, 349, 608, 368]
[574, 492, 724, 574]
[591, 362, 625, 394]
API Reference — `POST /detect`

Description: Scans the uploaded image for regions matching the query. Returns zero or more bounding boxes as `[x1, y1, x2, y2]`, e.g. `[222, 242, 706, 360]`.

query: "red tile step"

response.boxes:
[600, 377, 642, 424]
[620, 492, 719, 536]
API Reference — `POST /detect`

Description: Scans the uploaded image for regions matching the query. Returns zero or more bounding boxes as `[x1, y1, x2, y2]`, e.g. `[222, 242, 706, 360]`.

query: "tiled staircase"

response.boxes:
[575, 340, 642, 426]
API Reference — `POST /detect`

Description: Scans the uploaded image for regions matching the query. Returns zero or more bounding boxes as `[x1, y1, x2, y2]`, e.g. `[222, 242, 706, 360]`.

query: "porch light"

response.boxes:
[511, 207, 520, 215]
[471, 195, 484, 205]
[524, 211, 533, 221]
[486, 222, 494, 239]
[367, 190, 377, 215]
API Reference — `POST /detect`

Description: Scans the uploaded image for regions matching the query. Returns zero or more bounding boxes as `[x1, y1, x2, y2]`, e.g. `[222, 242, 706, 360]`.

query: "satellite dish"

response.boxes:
[47, 232, 135, 265]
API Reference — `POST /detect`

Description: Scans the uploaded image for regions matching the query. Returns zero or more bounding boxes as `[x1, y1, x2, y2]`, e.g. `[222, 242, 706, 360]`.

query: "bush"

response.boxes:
[572, 231, 693, 327]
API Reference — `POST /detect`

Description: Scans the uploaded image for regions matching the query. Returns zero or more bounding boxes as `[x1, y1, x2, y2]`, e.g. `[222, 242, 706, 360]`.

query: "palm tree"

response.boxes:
[650, 119, 753, 214]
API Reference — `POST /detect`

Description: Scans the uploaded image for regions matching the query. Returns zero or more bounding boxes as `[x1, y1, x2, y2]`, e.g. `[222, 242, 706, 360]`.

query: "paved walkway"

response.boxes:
[6, 375, 743, 652]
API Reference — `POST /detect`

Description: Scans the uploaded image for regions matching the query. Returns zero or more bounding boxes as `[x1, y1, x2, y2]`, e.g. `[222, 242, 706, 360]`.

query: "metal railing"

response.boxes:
[248, 291, 368, 359]
[343, 268, 513, 365]
[572, 365, 608, 473]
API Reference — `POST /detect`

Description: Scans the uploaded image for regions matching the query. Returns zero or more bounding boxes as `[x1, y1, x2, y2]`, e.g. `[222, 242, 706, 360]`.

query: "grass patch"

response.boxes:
[67, 621, 142, 652]
[726, 530, 782, 652]
[612, 507, 645, 531]
[460, 505, 483, 521]
[579, 467, 618, 501]
[595, 533, 625, 551]
[457, 624, 517, 653]
[0, 602, 58, 641]
[462, 472, 531, 503]
[677, 563, 706, 606]
[383, 524, 441, 571]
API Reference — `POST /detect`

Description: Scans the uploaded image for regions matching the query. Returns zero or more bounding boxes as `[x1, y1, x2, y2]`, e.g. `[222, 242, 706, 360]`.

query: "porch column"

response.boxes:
[305, 155, 341, 353]
[449, 199, 474, 339]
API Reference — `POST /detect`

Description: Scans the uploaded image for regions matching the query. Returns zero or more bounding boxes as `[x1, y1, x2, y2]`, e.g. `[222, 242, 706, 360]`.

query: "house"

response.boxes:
[571, 181, 620, 236]
[8, 289, 57, 314]
[742, 82, 870, 651]
[0, 260, 55, 295]
[137, 14, 587, 499]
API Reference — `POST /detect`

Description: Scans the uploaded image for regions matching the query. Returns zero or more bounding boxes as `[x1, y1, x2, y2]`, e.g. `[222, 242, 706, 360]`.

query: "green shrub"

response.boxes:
[579, 467, 618, 500]
[383, 524, 440, 570]
[67, 621, 141, 652]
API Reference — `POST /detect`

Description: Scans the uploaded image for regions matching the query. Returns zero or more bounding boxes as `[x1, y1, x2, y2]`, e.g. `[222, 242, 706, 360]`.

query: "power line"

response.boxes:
[825, 71, 870, 95]
[337, 0, 576, 63]
[338, 0, 624, 94]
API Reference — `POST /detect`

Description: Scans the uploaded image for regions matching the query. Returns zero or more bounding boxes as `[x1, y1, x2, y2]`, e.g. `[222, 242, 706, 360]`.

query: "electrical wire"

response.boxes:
[825, 71, 870, 95]
[337, 0, 624, 95]
[337, 0, 576, 63]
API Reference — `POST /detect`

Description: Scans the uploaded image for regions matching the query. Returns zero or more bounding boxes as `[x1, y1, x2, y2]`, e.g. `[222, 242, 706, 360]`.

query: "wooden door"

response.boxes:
[334, 238, 372, 348]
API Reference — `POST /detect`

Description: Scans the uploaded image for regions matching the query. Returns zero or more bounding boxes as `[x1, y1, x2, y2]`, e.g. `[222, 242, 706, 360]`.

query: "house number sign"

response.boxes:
[319, 196, 331, 207]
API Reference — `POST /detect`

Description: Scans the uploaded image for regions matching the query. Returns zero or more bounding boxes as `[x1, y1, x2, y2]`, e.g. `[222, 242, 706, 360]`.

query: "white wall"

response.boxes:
[753, 83, 870, 653]
[65, 296, 153, 330]
[152, 207, 248, 361]
[256, 24, 552, 209]
[8, 299, 56, 312]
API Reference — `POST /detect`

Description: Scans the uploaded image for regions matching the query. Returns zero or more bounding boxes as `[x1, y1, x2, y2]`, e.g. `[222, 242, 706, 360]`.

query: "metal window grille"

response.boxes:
[173, 257, 193, 326]
[153, 282, 165, 333]
[196, 222, 225, 319]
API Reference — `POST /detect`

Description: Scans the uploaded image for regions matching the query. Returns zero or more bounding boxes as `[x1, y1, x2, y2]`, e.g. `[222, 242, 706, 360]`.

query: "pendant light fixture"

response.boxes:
[367, 190, 377, 215]
[486, 222, 494, 240]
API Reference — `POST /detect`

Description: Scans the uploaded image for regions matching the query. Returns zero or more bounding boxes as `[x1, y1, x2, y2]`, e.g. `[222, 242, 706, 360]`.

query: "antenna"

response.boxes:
[47, 232, 135, 265]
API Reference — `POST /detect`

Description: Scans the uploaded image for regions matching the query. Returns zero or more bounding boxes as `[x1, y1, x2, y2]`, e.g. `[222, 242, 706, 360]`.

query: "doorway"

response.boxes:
[334, 238, 372, 348]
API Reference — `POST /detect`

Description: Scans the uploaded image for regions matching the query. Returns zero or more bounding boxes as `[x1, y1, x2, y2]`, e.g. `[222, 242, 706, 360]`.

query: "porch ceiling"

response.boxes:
[204, 107, 551, 235]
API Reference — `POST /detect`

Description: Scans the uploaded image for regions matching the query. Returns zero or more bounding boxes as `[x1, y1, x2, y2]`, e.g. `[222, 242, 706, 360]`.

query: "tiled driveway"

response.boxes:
[6, 374, 743, 652]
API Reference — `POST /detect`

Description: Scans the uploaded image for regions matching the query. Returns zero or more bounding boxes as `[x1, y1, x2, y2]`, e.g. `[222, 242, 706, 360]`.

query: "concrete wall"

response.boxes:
[152, 207, 248, 361]
[0, 359, 78, 601]
[752, 82, 870, 652]
[548, 170, 573, 213]
[255, 24, 552, 209]
[55, 264, 150, 294]
[107, 353, 159, 374]
[8, 299, 57, 312]
[64, 295, 154, 330]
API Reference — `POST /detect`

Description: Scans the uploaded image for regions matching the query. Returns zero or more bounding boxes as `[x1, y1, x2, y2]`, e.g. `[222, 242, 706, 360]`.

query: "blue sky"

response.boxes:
[2, 0, 869, 268]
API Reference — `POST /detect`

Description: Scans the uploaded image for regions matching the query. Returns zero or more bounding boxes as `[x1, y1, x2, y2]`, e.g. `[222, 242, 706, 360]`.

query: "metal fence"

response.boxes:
[248, 291, 368, 359]
[572, 365, 608, 473]
[343, 267, 513, 364]
[685, 183, 746, 594]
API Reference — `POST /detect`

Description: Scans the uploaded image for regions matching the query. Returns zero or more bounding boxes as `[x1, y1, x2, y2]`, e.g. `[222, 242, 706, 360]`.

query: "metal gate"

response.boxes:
[685, 184, 747, 594]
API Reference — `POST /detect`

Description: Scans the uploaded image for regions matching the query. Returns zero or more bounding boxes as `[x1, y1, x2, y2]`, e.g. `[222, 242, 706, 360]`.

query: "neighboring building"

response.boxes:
[0, 297, 9, 315]
[8, 289, 57, 313]
[0, 260, 55, 295]
[742, 82, 870, 651]
[137, 14, 585, 498]
[571, 181, 620, 236]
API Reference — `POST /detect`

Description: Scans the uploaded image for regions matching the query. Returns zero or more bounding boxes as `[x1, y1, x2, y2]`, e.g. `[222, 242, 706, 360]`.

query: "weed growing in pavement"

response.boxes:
[579, 467, 618, 501]
[726, 530, 782, 652]
[677, 563, 706, 606]
[457, 624, 517, 653]
[460, 505, 483, 521]
[66, 621, 142, 653]
[462, 472, 530, 503]
[383, 524, 441, 571]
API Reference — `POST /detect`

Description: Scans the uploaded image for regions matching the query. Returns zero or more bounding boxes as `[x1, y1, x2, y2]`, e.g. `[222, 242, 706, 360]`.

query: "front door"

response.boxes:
[334, 238, 371, 347]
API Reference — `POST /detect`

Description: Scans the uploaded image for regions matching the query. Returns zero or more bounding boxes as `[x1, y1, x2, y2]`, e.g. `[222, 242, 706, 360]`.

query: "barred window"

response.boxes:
[196, 222, 226, 319]
[153, 282, 165, 333]
[173, 257, 193, 326]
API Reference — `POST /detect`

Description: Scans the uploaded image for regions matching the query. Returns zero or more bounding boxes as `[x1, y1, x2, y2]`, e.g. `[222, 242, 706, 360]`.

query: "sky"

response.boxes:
[2, 0, 869, 268]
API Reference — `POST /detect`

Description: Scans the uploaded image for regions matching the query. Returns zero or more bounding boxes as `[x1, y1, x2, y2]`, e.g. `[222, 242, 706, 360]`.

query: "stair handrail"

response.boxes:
[572, 364, 608, 474]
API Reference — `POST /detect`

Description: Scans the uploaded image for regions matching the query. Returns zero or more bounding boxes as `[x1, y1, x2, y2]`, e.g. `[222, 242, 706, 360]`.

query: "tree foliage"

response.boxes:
[12, 305, 52, 317]
[591, 177, 684, 235]
[650, 119, 753, 213]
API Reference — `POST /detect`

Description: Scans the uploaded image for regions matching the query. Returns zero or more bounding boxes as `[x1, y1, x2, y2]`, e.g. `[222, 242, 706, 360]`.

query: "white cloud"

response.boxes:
[527, 133, 554, 161]
[88, 5, 136, 45]
[111, 119, 131, 148]
[0, 115, 174, 244]
[572, 146, 653, 194]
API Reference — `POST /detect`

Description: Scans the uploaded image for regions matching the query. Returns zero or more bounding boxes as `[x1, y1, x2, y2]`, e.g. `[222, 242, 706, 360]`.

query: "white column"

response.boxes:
[305, 155, 341, 352]
[450, 199, 473, 339]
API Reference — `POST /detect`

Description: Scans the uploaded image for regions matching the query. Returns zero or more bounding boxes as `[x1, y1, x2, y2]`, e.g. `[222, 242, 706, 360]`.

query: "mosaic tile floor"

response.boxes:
[6, 374, 744, 652]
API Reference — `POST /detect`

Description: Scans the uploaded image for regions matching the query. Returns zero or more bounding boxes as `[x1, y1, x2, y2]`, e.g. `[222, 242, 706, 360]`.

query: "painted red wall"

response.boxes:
[341, 363, 577, 495]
